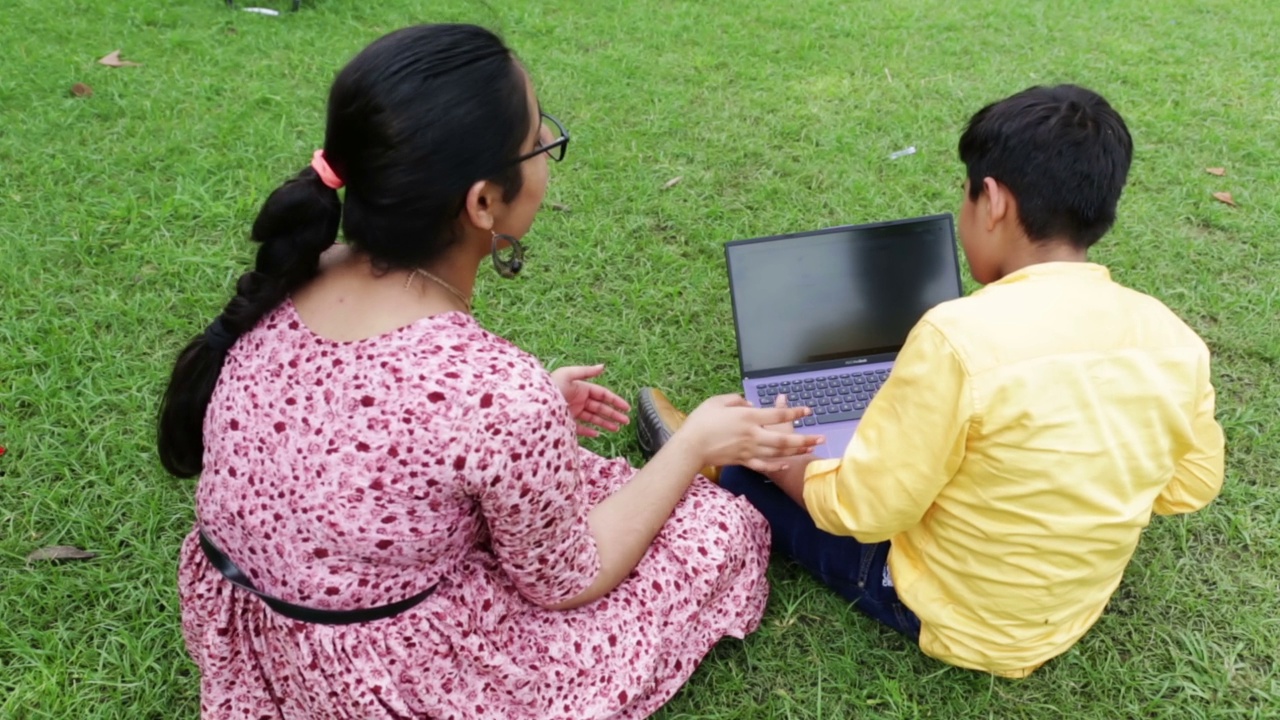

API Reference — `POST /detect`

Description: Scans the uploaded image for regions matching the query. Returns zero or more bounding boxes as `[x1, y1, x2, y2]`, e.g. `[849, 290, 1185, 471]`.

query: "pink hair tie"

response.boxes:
[310, 149, 344, 190]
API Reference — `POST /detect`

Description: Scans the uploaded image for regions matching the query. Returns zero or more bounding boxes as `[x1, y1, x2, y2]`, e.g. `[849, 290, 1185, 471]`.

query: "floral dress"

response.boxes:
[178, 301, 772, 719]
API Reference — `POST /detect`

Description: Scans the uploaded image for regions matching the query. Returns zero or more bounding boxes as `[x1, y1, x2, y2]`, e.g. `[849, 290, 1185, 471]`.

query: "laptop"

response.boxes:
[724, 213, 964, 459]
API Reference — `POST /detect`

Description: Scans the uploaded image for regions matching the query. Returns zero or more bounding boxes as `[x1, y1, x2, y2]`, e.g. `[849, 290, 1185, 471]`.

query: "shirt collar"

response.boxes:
[989, 262, 1112, 287]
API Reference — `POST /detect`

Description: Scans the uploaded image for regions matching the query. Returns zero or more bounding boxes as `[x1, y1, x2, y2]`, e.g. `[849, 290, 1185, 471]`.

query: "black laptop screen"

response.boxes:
[726, 216, 962, 375]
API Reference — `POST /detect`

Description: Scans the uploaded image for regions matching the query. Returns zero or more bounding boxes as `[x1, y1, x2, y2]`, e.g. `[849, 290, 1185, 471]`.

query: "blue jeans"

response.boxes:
[720, 466, 921, 640]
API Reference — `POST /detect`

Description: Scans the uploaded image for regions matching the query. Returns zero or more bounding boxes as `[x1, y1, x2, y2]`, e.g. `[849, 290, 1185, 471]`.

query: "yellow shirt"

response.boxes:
[802, 262, 1225, 678]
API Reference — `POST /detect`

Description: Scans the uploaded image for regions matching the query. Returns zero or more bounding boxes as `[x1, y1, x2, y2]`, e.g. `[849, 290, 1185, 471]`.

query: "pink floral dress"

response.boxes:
[178, 301, 772, 720]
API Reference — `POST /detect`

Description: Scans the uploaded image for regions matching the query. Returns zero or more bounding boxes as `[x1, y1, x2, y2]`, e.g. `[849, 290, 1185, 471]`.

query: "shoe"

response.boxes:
[635, 387, 720, 483]
[636, 388, 685, 459]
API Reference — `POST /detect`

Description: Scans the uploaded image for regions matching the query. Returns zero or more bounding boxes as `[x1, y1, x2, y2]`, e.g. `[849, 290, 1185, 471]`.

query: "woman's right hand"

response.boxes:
[673, 394, 823, 473]
[553, 393, 820, 610]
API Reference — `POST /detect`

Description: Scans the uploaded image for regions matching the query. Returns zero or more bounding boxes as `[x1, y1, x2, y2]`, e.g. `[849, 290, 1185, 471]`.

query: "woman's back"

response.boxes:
[199, 300, 504, 609]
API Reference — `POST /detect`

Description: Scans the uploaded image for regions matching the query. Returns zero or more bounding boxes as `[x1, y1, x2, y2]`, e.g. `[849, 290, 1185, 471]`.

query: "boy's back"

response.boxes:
[884, 260, 1224, 675]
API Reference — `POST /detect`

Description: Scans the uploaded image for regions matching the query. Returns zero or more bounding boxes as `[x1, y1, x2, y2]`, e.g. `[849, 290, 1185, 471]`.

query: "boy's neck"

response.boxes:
[996, 235, 1088, 280]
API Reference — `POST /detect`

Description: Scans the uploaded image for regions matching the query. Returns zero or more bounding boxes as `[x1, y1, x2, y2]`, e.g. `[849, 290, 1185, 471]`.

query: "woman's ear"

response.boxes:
[462, 179, 500, 232]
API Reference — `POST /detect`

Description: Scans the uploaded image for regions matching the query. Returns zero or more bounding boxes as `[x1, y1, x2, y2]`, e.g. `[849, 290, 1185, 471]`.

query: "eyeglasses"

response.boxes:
[511, 112, 570, 164]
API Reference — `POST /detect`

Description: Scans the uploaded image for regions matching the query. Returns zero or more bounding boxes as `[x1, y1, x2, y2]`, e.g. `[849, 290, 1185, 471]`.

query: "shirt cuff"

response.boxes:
[802, 458, 844, 533]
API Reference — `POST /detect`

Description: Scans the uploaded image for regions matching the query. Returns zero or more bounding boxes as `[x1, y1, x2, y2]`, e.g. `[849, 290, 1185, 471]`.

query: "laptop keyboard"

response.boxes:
[755, 368, 890, 427]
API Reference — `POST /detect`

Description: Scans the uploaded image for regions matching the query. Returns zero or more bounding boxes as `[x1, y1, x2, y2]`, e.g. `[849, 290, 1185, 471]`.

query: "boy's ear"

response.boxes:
[982, 176, 1011, 231]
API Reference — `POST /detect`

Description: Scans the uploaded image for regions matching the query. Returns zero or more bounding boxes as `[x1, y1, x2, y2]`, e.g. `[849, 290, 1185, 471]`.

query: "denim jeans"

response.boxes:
[720, 465, 921, 640]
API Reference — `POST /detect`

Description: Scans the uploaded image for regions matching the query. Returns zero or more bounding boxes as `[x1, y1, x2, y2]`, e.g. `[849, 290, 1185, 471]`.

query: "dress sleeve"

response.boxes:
[459, 367, 602, 608]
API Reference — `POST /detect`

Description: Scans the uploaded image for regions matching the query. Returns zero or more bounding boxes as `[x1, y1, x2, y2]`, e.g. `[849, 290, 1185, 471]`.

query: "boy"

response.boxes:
[636, 84, 1225, 677]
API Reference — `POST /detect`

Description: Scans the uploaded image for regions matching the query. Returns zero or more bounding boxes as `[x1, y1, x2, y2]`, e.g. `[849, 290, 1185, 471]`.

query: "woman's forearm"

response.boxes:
[546, 434, 704, 610]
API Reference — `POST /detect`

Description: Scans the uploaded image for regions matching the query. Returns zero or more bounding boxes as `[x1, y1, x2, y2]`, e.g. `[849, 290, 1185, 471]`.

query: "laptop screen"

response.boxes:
[725, 214, 962, 376]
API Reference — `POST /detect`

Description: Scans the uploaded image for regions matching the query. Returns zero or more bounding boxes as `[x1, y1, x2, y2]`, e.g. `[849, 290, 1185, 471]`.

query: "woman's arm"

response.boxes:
[547, 395, 817, 610]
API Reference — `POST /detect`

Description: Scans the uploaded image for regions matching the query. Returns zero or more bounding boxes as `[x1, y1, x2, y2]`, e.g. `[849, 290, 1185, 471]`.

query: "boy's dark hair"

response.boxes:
[157, 24, 530, 478]
[958, 84, 1133, 250]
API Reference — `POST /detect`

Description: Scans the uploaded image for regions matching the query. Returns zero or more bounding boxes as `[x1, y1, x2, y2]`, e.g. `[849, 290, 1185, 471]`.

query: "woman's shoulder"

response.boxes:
[235, 303, 557, 419]
[394, 313, 539, 372]
[392, 313, 558, 405]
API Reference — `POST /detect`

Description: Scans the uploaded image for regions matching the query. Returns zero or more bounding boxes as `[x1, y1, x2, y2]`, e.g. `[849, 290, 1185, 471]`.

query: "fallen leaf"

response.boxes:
[27, 545, 97, 562]
[1212, 191, 1237, 207]
[1205, 167, 1226, 176]
[70, 82, 93, 98]
[550, 202, 572, 213]
[662, 176, 683, 190]
[98, 50, 142, 68]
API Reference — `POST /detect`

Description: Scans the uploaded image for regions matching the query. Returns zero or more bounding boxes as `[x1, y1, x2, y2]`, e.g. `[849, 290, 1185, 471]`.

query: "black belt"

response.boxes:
[199, 530, 435, 626]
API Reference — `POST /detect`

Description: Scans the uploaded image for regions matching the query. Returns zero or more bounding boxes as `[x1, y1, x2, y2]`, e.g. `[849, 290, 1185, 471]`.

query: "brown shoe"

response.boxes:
[635, 387, 720, 483]
[636, 388, 685, 458]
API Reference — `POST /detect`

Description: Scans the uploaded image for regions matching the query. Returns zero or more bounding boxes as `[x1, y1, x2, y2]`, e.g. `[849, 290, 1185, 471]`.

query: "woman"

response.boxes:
[159, 24, 819, 720]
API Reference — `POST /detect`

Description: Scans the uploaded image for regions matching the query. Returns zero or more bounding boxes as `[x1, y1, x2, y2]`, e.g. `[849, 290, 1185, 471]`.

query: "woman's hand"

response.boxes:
[550, 364, 631, 437]
[760, 394, 819, 507]
[762, 392, 803, 435]
[673, 394, 822, 473]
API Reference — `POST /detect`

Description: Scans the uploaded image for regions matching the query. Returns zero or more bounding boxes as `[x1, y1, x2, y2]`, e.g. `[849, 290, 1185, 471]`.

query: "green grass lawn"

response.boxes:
[2, 0, 1278, 717]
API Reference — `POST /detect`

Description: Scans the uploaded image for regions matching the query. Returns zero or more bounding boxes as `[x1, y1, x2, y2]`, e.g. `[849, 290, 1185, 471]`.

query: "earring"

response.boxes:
[491, 232, 525, 279]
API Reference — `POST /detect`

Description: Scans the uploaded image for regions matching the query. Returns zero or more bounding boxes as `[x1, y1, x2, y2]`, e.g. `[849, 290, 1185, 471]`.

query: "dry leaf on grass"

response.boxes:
[550, 202, 571, 213]
[1212, 191, 1237, 207]
[98, 50, 141, 68]
[662, 176, 684, 189]
[1205, 167, 1226, 176]
[70, 83, 93, 98]
[27, 545, 98, 562]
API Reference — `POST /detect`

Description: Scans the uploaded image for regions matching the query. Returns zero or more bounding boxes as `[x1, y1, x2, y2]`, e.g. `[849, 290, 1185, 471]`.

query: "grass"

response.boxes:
[1, 0, 1278, 717]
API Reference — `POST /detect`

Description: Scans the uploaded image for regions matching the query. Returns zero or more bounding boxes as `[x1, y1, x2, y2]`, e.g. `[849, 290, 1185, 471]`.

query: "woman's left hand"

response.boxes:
[550, 364, 632, 437]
